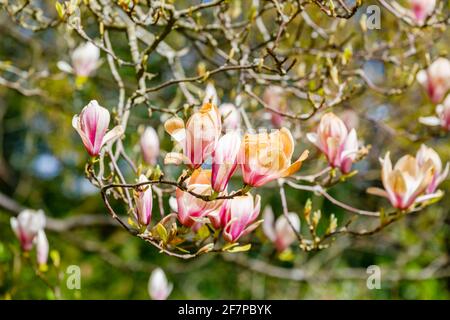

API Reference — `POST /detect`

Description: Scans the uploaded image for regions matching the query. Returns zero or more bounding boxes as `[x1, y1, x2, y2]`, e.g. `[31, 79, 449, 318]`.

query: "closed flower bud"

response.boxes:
[222, 194, 261, 243]
[211, 131, 241, 192]
[57, 42, 101, 78]
[35, 229, 49, 266]
[219, 103, 241, 130]
[239, 128, 309, 187]
[410, 0, 436, 24]
[148, 268, 173, 300]
[262, 206, 300, 252]
[135, 175, 153, 226]
[140, 127, 160, 165]
[10, 209, 46, 251]
[72, 100, 123, 156]
[307, 113, 359, 174]
[417, 58, 450, 104]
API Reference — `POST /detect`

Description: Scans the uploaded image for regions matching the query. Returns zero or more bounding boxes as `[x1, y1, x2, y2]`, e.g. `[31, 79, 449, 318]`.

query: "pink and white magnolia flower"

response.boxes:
[176, 169, 222, 227]
[35, 229, 49, 266]
[410, 0, 436, 24]
[222, 193, 261, 243]
[420, 94, 450, 131]
[368, 152, 438, 210]
[10, 209, 46, 251]
[211, 131, 241, 192]
[148, 268, 173, 300]
[307, 113, 359, 174]
[140, 127, 160, 165]
[262, 206, 300, 252]
[58, 42, 101, 78]
[72, 100, 123, 157]
[263, 86, 286, 128]
[164, 103, 222, 168]
[240, 128, 309, 187]
[417, 58, 450, 104]
[135, 175, 153, 226]
[219, 103, 241, 130]
[416, 144, 449, 194]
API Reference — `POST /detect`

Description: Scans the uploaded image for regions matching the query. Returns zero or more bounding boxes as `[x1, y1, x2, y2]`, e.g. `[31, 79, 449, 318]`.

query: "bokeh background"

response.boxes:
[0, 0, 449, 299]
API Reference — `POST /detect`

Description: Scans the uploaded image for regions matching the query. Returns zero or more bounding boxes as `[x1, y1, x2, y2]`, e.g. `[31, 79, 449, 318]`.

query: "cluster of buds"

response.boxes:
[307, 112, 359, 174]
[10, 209, 49, 267]
[368, 145, 448, 210]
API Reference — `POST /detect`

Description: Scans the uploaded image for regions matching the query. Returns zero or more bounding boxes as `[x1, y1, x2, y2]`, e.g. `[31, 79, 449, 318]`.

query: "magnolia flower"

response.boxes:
[239, 128, 309, 187]
[219, 103, 241, 130]
[57, 42, 101, 78]
[203, 83, 219, 106]
[262, 206, 300, 252]
[72, 100, 123, 156]
[410, 0, 436, 24]
[222, 193, 261, 243]
[211, 131, 241, 192]
[368, 152, 437, 210]
[140, 127, 160, 165]
[10, 209, 46, 251]
[263, 86, 286, 128]
[148, 268, 173, 300]
[135, 175, 153, 226]
[35, 229, 49, 266]
[420, 94, 450, 131]
[165, 103, 221, 168]
[176, 169, 222, 227]
[417, 58, 450, 104]
[416, 145, 449, 194]
[307, 113, 359, 174]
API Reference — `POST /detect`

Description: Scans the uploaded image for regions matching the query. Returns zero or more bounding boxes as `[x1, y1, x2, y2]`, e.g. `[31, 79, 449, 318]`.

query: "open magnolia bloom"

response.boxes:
[222, 193, 261, 243]
[176, 169, 223, 227]
[148, 268, 173, 300]
[368, 152, 440, 210]
[409, 0, 436, 24]
[10, 209, 46, 251]
[72, 100, 124, 157]
[416, 145, 449, 194]
[416, 58, 450, 104]
[57, 42, 101, 78]
[262, 206, 300, 252]
[239, 128, 309, 187]
[307, 113, 359, 174]
[419, 94, 450, 131]
[164, 103, 222, 169]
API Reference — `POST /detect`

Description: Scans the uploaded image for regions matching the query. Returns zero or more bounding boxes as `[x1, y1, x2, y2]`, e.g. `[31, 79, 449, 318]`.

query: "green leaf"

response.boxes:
[226, 243, 251, 253]
[55, 2, 65, 19]
[156, 223, 168, 243]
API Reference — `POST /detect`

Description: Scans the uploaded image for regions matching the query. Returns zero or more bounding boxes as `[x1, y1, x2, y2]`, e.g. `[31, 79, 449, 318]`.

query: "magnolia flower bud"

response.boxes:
[165, 103, 221, 168]
[410, 0, 436, 24]
[219, 103, 241, 130]
[416, 145, 449, 194]
[10, 209, 46, 251]
[57, 42, 101, 78]
[35, 229, 49, 266]
[239, 128, 309, 187]
[222, 194, 261, 243]
[417, 58, 450, 104]
[140, 127, 160, 165]
[307, 113, 359, 174]
[263, 86, 286, 128]
[211, 131, 241, 192]
[262, 206, 300, 252]
[135, 175, 153, 226]
[148, 268, 173, 300]
[72, 100, 123, 156]
[419, 95, 450, 130]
